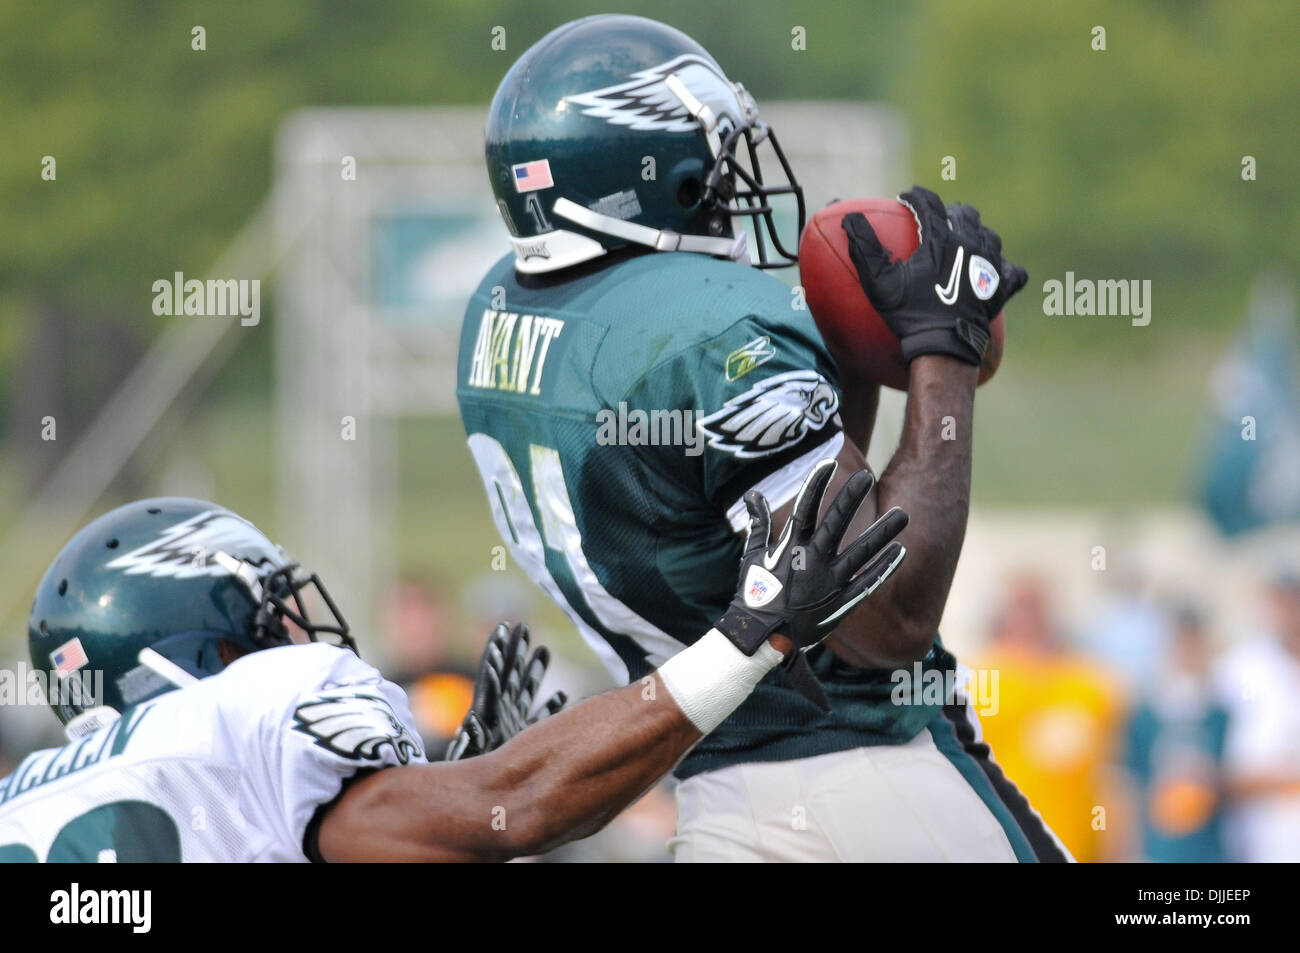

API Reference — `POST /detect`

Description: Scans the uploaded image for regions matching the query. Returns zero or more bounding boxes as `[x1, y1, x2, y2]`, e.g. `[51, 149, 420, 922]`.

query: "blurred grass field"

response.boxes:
[971, 339, 1220, 505]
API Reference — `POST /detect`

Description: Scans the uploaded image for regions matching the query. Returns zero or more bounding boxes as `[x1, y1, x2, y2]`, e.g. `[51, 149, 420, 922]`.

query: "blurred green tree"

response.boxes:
[902, 0, 1297, 355]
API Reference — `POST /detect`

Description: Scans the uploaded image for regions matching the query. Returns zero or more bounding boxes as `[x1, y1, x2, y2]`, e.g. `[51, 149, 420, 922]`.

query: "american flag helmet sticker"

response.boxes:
[50, 637, 90, 679]
[512, 159, 554, 193]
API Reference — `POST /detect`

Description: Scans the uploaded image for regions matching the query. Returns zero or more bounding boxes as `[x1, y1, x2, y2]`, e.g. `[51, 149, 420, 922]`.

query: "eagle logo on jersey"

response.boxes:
[564, 53, 741, 134]
[697, 370, 840, 459]
[105, 511, 283, 579]
[292, 691, 423, 765]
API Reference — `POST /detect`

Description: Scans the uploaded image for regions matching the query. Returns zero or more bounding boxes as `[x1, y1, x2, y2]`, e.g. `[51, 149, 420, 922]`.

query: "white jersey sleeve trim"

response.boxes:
[724, 431, 845, 533]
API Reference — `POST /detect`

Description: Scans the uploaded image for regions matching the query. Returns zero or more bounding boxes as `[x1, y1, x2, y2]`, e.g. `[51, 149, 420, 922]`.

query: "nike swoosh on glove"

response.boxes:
[841, 185, 1028, 366]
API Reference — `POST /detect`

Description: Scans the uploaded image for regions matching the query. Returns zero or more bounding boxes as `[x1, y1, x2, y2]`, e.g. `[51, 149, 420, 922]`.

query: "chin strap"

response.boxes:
[63, 644, 206, 742]
[137, 646, 200, 689]
[552, 197, 748, 261]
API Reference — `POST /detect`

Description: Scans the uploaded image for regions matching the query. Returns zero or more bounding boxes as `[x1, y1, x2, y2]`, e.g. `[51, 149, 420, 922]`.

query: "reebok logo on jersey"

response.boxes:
[293, 691, 423, 765]
[697, 370, 840, 459]
[725, 335, 776, 381]
[514, 239, 551, 261]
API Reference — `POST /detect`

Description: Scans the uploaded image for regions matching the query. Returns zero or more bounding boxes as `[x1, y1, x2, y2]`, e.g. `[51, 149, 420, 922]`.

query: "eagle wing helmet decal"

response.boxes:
[104, 510, 284, 579]
[563, 53, 743, 133]
[697, 370, 840, 459]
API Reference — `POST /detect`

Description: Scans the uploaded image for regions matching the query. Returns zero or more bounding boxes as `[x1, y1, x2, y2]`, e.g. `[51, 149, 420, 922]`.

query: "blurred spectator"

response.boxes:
[380, 577, 475, 759]
[1083, 548, 1171, 692]
[1123, 604, 1229, 862]
[462, 574, 539, 643]
[462, 571, 617, 713]
[1215, 570, 1300, 861]
[973, 573, 1123, 862]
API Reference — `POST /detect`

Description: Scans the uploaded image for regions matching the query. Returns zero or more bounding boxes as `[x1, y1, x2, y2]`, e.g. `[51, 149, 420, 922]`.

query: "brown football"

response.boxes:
[799, 197, 1004, 391]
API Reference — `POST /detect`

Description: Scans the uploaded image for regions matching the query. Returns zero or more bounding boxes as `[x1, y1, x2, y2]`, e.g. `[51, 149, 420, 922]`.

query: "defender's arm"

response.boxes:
[317, 666, 725, 862]
[318, 468, 907, 861]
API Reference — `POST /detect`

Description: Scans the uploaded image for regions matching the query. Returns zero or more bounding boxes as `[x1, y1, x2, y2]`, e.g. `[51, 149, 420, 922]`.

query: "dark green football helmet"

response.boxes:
[485, 14, 804, 273]
[28, 498, 353, 734]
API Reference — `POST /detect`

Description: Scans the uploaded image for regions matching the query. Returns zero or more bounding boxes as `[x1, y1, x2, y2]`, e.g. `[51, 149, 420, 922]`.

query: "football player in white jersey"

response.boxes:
[0, 460, 906, 862]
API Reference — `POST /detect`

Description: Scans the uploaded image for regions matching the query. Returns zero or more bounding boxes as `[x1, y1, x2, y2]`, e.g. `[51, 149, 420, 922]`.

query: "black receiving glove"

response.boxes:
[445, 622, 567, 761]
[714, 459, 909, 711]
[841, 185, 1028, 366]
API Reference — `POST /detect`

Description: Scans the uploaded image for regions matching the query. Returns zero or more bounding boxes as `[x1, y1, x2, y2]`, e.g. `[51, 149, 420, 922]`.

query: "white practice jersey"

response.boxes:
[0, 643, 424, 862]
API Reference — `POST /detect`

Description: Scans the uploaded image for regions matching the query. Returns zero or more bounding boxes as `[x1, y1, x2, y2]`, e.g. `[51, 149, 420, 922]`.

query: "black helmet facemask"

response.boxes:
[703, 115, 805, 268]
[677, 77, 805, 269]
[212, 550, 356, 654]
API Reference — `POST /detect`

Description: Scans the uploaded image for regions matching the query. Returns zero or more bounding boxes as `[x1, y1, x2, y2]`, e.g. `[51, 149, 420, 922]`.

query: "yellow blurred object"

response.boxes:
[972, 649, 1121, 862]
[407, 672, 475, 738]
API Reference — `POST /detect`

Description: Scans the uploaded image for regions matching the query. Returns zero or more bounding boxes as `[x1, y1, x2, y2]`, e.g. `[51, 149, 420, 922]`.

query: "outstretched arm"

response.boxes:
[318, 667, 715, 861]
[317, 463, 907, 862]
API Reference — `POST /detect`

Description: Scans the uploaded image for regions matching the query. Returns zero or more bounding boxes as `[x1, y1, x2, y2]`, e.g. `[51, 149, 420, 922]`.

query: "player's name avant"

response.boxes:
[464, 309, 565, 395]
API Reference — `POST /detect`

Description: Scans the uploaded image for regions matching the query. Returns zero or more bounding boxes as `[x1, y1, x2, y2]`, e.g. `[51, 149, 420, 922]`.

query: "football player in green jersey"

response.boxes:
[457, 14, 1070, 861]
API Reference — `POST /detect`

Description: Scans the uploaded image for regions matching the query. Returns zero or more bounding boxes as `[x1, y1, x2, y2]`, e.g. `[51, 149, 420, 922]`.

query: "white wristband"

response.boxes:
[657, 628, 785, 735]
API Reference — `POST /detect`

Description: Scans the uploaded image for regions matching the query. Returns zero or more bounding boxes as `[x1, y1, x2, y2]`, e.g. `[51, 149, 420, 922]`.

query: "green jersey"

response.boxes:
[457, 248, 954, 778]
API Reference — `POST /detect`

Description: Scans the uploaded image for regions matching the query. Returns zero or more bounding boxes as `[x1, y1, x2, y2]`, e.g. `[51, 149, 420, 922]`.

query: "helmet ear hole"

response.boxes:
[57, 579, 67, 597]
[676, 178, 701, 208]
